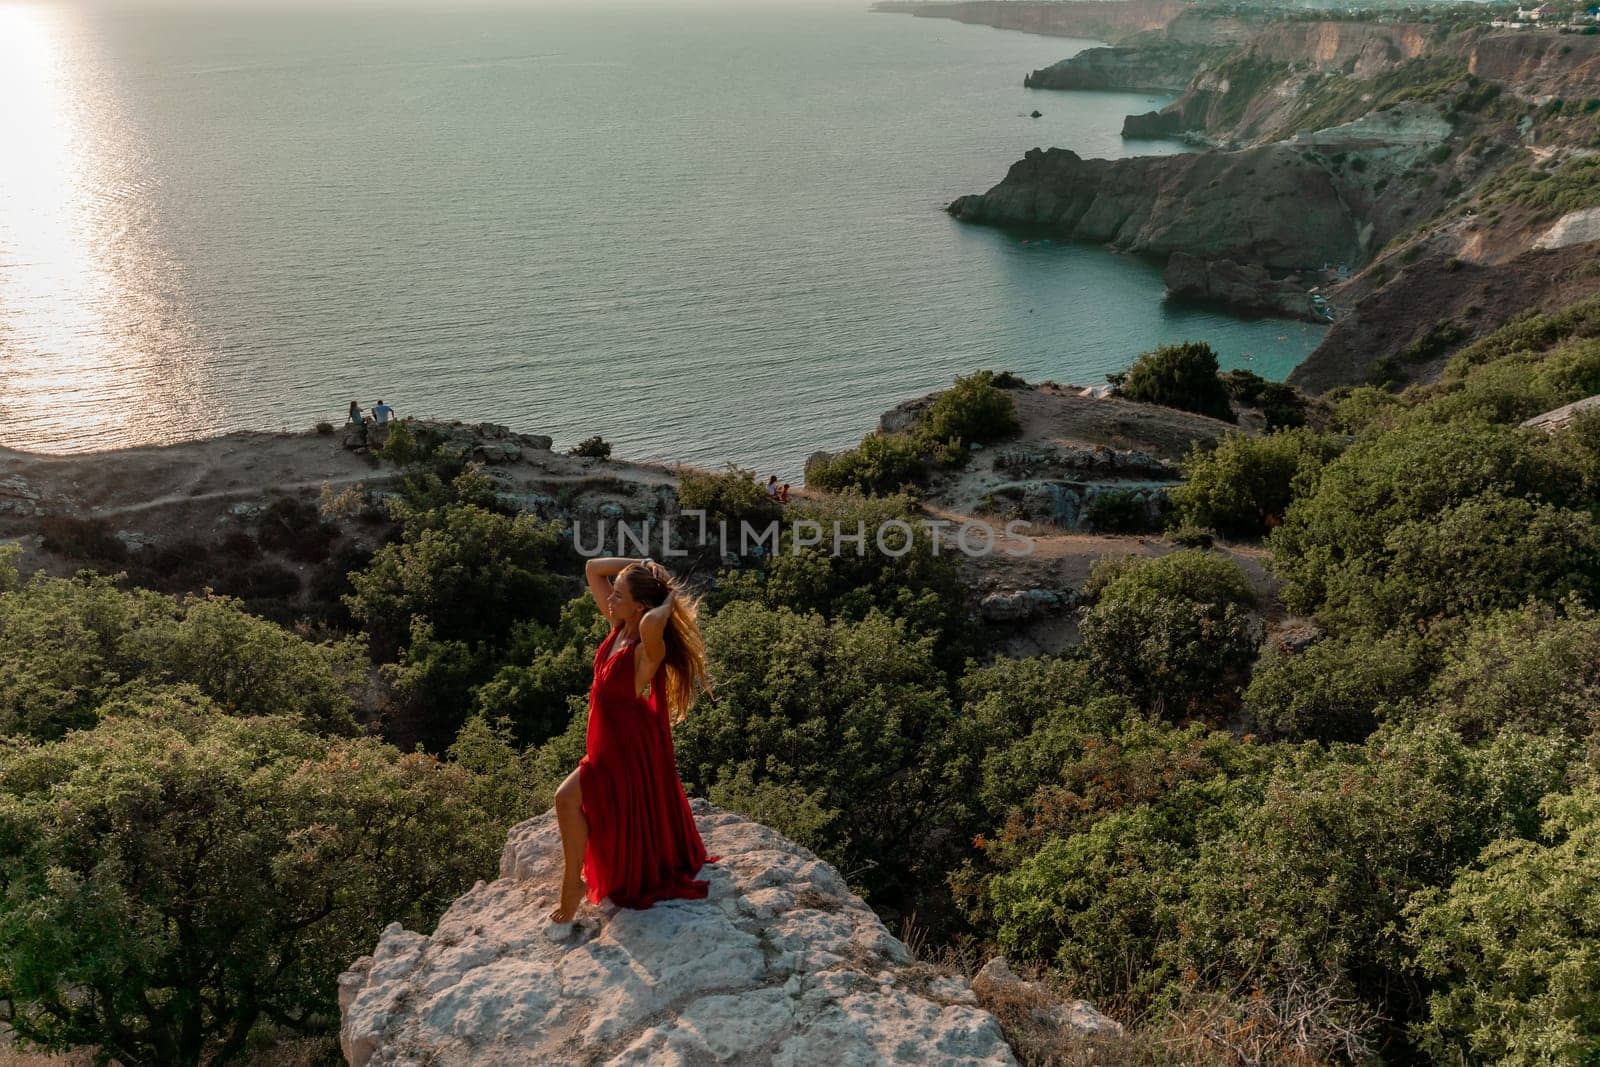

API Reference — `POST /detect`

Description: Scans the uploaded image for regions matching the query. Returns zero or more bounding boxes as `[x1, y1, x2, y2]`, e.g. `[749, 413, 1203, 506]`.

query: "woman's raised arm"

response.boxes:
[639, 580, 675, 657]
[585, 556, 644, 624]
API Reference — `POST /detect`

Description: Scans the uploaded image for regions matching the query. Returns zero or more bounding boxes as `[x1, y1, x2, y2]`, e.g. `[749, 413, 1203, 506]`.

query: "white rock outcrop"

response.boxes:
[1534, 206, 1600, 251]
[338, 801, 1018, 1066]
[1522, 393, 1600, 432]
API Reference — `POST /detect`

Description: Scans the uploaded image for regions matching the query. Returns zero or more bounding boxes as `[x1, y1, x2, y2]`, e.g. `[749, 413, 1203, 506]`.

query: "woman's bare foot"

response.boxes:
[547, 875, 586, 925]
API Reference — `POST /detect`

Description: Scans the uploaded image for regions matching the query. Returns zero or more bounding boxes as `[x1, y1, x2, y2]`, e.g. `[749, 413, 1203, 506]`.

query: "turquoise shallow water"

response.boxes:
[0, 1, 1324, 481]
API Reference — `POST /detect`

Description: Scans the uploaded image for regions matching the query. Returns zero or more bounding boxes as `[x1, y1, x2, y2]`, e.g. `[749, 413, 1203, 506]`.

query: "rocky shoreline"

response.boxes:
[924, 0, 1600, 383]
[1023, 44, 1216, 93]
[871, 0, 1189, 46]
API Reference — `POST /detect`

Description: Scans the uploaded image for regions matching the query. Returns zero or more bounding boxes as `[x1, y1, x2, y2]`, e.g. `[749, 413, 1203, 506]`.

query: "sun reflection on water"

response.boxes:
[0, 3, 198, 453]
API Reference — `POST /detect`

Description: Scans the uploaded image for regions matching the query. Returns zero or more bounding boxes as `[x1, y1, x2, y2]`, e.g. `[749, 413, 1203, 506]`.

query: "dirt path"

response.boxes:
[84, 473, 394, 517]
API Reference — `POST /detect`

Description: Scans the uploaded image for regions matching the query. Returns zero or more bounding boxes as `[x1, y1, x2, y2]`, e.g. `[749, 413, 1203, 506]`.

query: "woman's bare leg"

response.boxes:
[550, 768, 588, 923]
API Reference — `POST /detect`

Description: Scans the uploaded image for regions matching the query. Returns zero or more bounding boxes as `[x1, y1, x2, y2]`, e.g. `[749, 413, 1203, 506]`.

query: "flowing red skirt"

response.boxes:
[577, 625, 715, 908]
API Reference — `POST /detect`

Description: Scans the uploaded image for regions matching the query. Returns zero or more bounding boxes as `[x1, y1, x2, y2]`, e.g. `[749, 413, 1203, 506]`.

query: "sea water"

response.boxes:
[0, 1, 1324, 480]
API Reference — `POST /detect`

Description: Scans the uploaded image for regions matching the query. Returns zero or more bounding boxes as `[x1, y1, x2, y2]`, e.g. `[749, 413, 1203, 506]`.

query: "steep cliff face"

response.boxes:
[1122, 21, 1447, 146]
[1290, 242, 1600, 393]
[338, 803, 1113, 1066]
[1248, 20, 1431, 76]
[1026, 44, 1221, 93]
[1461, 31, 1600, 99]
[947, 144, 1364, 271]
[871, 0, 1188, 46]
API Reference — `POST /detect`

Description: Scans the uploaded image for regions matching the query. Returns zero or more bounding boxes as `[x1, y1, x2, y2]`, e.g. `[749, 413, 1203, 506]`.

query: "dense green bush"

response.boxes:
[569, 434, 612, 459]
[1220, 368, 1309, 429]
[708, 491, 978, 669]
[806, 371, 1017, 495]
[0, 708, 499, 1066]
[345, 503, 571, 750]
[472, 595, 611, 746]
[955, 652, 1133, 823]
[345, 503, 563, 657]
[1407, 336, 1600, 427]
[677, 601, 971, 905]
[1084, 549, 1257, 609]
[982, 723, 1275, 1007]
[1177, 724, 1572, 1050]
[1407, 788, 1600, 1066]
[919, 369, 1021, 446]
[1268, 421, 1579, 617]
[1321, 492, 1600, 631]
[1116, 342, 1235, 422]
[1423, 595, 1600, 743]
[1244, 630, 1432, 743]
[1169, 429, 1342, 539]
[1079, 552, 1260, 720]
[0, 571, 361, 741]
[674, 462, 783, 550]
[805, 431, 934, 495]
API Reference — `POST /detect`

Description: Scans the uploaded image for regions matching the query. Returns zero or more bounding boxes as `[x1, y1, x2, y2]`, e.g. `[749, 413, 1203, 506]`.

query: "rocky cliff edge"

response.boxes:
[338, 801, 1059, 1065]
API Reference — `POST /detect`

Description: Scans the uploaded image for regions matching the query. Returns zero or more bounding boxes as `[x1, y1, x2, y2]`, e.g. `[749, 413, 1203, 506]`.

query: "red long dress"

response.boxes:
[577, 624, 715, 908]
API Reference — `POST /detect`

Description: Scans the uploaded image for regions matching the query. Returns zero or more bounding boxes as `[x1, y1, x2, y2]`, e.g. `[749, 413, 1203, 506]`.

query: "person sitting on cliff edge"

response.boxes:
[546, 556, 718, 934]
[371, 399, 393, 425]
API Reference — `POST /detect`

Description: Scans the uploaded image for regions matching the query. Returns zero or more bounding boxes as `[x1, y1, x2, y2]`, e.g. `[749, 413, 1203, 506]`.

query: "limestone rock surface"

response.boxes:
[339, 801, 1018, 1066]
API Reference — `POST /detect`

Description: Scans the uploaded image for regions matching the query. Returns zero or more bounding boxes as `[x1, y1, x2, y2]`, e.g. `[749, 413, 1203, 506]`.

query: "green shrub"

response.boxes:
[0, 709, 500, 1066]
[919, 370, 1021, 446]
[346, 505, 566, 663]
[707, 492, 977, 669]
[1169, 429, 1342, 540]
[1268, 422, 1578, 617]
[1320, 492, 1600, 632]
[677, 602, 971, 906]
[472, 595, 611, 746]
[1244, 630, 1432, 743]
[1176, 724, 1572, 1047]
[1085, 549, 1258, 609]
[807, 371, 1018, 496]
[1168, 524, 1215, 548]
[569, 435, 612, 459]
[675, 463, 783, 546]
[1407, 789, 1600, 1066]
[1080, 552, 1260, 719]
[956, 653, 1131, 824]
[345, 504, 568, 749]
[982, 722, 1275, 1007]
[1424, 595, 1600, 742]
[0, 575, 361, 741]
[805, 431, 931, 495]
[1117, 342, 1235, 423]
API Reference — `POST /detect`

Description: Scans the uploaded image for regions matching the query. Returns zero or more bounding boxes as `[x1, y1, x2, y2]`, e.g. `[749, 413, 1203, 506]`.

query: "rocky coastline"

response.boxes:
[927, 0, 1600, 383]
[871, 0, 1189, 46]
[1024, 44, 1218, 93]
[946, 144, 1365, 272]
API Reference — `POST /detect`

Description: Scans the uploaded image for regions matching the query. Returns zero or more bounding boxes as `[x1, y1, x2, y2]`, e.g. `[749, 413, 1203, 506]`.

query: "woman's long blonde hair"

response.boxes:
[620, 562, 713, 725]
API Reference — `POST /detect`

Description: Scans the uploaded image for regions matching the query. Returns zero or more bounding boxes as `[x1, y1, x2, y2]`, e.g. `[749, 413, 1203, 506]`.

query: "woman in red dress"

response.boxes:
[548, 555, 716, 926]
